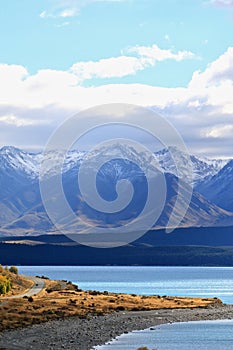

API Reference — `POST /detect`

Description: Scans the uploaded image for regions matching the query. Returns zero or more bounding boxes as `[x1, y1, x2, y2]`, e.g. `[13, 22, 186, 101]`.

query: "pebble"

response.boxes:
[0, 306, 233, 350]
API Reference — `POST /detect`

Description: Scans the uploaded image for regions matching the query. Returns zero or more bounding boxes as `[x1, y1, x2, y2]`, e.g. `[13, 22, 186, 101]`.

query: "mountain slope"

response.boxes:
[1, 168, 233, 237]
[156, 173, 233, 229]
[196, 160, 233, 212]
[155, 147, 227, 186]
[0, 145, 232, 237]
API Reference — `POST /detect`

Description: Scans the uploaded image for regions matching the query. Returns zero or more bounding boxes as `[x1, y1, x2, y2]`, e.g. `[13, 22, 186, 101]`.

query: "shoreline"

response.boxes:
[1, 305, 233, 350]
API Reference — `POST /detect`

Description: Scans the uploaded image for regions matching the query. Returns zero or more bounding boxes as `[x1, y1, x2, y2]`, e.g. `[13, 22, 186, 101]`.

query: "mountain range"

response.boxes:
[0, 145, 232, 238]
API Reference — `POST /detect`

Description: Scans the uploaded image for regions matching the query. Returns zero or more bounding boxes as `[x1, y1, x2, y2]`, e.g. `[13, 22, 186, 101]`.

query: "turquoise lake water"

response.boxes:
[17, 266, 233, 349]
[18, 266, 233, 304]
[93, 320, 233, 350]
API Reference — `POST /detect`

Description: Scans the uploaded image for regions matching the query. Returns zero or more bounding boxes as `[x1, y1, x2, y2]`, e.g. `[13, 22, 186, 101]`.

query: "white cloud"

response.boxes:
[0, 47, 233, 156]
[40, 8, 78, 19]
[71, 56, 146, 80]
[40, 0, 129, 19]
[211, 0, 233, 7]
[70, 44, 196, 82]
[202, 124, 233, 138]
[127, 44, 195, 62]
[0, 64, 28, 82]
[187, 47, 233, 116]
[189, 47, 233, 88]
[59, 8, 78, 17]
[39, 11, 47, 18]
[0, 114, 47, 127]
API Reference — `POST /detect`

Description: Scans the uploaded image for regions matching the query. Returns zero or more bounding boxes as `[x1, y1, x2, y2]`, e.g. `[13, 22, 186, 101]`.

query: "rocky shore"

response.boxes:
[0, 304, 233, 350]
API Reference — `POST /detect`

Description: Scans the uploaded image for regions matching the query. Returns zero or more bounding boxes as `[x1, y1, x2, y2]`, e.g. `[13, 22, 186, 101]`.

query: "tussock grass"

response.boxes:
[0, 276, 223, 332]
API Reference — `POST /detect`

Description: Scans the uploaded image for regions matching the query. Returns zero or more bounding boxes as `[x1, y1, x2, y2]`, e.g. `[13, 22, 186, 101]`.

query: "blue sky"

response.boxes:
[1, 0, 232, 85]
[0, 0, 233, 156]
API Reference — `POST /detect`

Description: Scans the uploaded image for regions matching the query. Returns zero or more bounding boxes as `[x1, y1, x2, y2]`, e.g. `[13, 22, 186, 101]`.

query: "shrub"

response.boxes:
[89, 290, 100, 296]
[116, 306, 125, 311]
[9, 266, 18, 274]
[0, 275, 11, 294]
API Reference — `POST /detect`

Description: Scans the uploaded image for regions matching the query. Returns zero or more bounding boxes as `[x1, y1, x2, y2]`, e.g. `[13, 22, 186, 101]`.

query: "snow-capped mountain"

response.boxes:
[0, 146, 85, 179]
[0, 145, 232, 237]
[196, 160, 233, 212]
[0, 145, 227, 184]
[155, 147, 227, 186]
[0, 146, 40, 179]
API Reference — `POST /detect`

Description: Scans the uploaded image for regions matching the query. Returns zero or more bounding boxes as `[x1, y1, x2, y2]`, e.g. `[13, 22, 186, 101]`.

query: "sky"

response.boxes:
[0, 0, 233, 157]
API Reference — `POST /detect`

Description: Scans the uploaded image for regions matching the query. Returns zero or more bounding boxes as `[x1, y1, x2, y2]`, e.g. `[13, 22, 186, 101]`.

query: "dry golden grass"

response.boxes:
[0, 270, 33, 296]
[0, 276, 223, 332]
[8, 273, 34, 296]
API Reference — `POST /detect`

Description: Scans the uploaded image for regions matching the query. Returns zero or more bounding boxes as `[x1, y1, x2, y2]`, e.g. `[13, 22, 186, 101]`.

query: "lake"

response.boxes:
[93, 320, 233, 350]
[17, 266, 233, 349]
[18, 266, 233, 304]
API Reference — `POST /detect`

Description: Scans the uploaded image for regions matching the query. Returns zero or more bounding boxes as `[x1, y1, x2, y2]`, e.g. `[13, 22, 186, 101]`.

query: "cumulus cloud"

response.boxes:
[188, 47, 233, 117]
[0, 47, 233, 157]
[71, 56, 146, 80]
[189, 47, 233, 88]
[71, 44, 196, 82]
[126, 44, 196, 62]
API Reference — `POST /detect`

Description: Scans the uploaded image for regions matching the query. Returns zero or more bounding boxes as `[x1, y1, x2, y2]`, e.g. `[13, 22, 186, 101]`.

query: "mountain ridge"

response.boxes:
[0, 145, 232, 237]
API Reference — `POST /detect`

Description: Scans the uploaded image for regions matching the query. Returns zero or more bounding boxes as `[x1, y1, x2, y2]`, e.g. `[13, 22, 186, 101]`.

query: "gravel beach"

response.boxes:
[0, 305, 233, 350]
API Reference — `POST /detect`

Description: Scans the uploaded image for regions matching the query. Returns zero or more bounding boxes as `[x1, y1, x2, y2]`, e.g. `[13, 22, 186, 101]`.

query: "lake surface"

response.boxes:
[93, 320, 233, 350]
[18, 266, 233, 304]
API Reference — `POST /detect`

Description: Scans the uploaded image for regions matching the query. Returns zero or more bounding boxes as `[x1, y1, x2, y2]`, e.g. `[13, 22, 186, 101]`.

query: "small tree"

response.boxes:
[9, 266, 18, 274]
[0, 275, 11, 294]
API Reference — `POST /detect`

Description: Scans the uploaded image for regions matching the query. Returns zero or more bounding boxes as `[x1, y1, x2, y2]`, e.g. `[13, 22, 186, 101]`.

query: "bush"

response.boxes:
[89, 290, 100, 296]
[116, 306, 125, 311]
[9, 266, 18, 274]
[0, 275, 11, 294]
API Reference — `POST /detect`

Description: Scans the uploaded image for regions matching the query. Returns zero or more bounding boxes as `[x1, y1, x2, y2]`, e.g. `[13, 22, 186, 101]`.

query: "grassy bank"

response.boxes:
[0, 273, 223, 331]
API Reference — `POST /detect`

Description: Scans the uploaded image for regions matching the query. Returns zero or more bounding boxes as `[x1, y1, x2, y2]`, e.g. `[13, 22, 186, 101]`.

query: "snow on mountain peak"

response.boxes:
[154, 147, 228, 185]
[0, 146, 230, 184]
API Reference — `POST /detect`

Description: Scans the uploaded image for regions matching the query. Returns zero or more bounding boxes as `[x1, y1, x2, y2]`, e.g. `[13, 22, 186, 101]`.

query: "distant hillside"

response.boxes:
[1, 226, 233, 266]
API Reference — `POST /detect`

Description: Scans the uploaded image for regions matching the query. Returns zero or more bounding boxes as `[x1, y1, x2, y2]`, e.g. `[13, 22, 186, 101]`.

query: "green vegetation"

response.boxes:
[0, 275, 11, 294]
[9, 266, 18, 274]
[0, 265, 18, 294]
